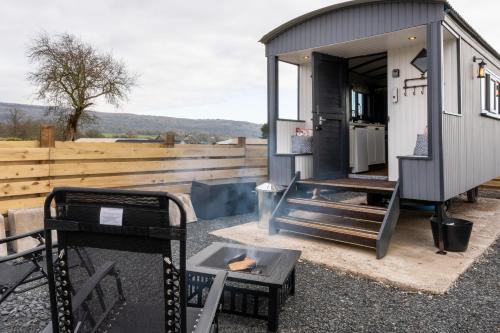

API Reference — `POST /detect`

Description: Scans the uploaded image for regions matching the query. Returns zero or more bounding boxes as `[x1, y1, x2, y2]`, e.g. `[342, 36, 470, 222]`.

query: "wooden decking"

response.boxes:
[298, 178, 396, 193]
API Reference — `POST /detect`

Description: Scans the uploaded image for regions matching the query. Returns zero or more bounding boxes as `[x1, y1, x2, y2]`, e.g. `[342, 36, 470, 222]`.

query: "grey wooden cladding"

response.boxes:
[399, 157, 441, 201]
[269, 155, 294, 186]
[399, 22, 443, 202]
[441, 19, 500, 200]
[265, 1, 444, 56]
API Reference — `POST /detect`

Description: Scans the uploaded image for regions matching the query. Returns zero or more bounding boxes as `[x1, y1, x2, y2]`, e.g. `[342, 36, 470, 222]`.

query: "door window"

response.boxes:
[351, 90, 366, 120]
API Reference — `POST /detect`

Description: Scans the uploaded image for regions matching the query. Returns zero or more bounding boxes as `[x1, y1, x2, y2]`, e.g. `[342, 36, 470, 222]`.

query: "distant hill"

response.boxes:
[0, 102, 262, 138]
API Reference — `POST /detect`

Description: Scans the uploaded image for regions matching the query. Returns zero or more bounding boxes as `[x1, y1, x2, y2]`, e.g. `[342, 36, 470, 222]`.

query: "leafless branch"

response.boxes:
[27, 32, 137, 140]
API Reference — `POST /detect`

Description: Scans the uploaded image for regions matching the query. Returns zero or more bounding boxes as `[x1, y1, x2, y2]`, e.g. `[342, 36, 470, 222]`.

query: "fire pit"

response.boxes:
[198, 245, 284, 276]
[187, 243, 301, 332]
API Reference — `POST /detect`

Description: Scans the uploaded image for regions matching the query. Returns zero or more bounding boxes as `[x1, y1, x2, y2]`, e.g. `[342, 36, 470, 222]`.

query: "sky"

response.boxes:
[0, 1, 498, 124]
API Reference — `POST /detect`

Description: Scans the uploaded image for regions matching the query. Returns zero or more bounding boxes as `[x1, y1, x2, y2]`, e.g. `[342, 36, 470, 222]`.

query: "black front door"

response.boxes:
[312, 52, 348, 180]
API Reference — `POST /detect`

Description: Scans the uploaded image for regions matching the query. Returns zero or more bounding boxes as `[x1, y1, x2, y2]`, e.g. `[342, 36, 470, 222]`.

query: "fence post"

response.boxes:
[39, 124, 55, 193]
[237, 137, 246, 148]
[165, 133, 175, 148]
[40, 125, 55, 148]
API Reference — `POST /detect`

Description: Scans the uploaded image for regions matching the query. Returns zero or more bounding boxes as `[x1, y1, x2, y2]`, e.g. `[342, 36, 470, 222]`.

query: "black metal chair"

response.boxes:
[0, 229, 50, 303]
[1, 229, 106, 307]
[43, 187, 226, 333]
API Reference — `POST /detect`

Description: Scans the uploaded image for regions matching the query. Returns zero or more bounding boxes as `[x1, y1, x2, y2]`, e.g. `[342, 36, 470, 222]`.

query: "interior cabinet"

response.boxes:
[374, 127, 385, 164]
[350, 124, 386, 173]
[367, 127, 377, 165]
[351, 126, 368, 173]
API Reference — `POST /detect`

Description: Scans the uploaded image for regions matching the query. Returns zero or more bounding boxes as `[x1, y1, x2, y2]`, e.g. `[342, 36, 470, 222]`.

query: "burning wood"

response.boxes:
[228, 257, 257, 272]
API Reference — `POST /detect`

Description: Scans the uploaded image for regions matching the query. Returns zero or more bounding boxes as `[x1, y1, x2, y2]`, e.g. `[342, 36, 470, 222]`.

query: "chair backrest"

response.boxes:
[44, 187, 188, 333]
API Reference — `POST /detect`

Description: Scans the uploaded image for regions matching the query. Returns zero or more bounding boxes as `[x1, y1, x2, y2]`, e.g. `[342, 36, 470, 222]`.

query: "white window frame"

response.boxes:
[278, 60, 300, 121]
[480, 68, 500, 119]
[442, 23, 462, 116]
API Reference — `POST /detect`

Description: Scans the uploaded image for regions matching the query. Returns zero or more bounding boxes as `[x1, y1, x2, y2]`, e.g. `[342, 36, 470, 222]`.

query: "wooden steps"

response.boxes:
[275, 194, 386, 250]
[275, 216, 377, 249]
[287, 197, 386, 222]
[277, 195, 383, 249]
[285, 209, 381, 233]
[270, 176, 401, 256]
[298, 178, 396, 193]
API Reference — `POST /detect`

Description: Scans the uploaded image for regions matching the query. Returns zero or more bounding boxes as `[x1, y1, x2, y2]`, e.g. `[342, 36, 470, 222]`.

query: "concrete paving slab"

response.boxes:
[8, 207, 45, 252]
[211, 196, 500, 294]
[7, 207, 55, 252]
[170, 193, 197, 226]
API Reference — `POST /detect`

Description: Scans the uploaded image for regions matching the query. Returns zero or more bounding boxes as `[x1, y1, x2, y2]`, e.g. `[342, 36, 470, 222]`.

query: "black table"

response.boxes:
[187, 242, 301, 332]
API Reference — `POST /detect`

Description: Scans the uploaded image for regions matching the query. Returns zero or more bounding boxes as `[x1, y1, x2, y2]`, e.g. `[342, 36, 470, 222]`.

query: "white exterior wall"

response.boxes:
[276, 120, 305, 154]
[387, 44, 429, 181]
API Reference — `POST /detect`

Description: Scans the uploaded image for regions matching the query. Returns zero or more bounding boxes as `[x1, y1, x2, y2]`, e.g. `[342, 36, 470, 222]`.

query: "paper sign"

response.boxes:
[99, 207, 124, 226]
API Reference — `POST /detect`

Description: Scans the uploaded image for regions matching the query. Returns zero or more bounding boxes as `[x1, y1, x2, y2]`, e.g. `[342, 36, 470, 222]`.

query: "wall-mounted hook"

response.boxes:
[413, 87, 416, 95]
[421, 87, 425, 95]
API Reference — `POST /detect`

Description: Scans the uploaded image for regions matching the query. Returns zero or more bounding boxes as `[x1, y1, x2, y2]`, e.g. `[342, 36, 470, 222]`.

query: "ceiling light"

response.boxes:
[304, 55, 310, 60]
[408, 36, 417, 41]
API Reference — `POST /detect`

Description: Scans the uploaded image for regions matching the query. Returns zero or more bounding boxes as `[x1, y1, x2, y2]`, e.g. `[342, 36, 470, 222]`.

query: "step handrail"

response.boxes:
[376, 180, 400, 259]
[269, 171, 301, 234]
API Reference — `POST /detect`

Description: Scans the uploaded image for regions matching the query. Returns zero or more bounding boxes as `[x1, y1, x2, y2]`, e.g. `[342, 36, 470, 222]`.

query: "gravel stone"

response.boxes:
[0, 212, 499, 332]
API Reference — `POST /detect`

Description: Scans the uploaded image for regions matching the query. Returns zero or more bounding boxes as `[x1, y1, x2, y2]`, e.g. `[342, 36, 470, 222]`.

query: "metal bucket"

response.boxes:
[256, 183, 285, 230]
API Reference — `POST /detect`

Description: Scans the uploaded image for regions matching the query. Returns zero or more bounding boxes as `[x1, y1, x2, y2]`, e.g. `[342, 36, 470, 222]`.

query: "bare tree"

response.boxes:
[27, 33, 136, 141]
[7, 109, 24, 137]
[0, 109, 40, 139]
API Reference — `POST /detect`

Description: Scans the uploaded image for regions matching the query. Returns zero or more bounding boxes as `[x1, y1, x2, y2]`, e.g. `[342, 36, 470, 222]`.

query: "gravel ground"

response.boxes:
[1, 212, 499, 333]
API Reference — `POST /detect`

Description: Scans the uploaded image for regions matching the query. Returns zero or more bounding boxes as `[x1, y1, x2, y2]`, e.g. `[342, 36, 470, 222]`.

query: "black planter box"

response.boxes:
[191, 178, 256, 219]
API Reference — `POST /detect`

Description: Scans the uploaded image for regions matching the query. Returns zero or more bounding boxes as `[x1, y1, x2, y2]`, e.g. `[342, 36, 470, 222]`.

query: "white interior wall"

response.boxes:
[298, 62, 313, 130]
[387, 44, 429, 181]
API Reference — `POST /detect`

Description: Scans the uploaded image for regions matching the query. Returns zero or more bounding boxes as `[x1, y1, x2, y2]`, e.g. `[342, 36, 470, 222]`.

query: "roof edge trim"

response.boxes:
[259, 0, 447, 44]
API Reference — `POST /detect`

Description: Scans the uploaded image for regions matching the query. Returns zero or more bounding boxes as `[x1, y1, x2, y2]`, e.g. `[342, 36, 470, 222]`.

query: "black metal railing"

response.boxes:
[269, 171, 301, 234]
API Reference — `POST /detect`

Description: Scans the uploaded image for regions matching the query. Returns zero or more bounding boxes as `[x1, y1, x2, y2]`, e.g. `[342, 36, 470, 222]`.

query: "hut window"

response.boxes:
[443, 27, 461, 115]
[278, 61, 299, 120]
[351, 90, 367, 120]
[481, 70, 500, 115]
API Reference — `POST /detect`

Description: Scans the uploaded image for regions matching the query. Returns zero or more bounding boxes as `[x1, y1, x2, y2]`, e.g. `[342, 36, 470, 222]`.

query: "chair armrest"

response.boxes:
[71, 261, 116, 312]
[193, 270, 227, 333]
[0, 229, 44, 245]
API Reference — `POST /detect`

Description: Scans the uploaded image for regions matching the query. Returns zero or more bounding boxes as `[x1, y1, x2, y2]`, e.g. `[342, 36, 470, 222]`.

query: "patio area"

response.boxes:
[212, 195, 500, 294]
[1, 198, 499, 332]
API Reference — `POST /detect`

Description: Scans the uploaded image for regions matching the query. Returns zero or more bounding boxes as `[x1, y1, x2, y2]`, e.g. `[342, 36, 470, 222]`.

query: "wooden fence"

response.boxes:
[0, 126, 268, 215]
[482, 177, 500, 191]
